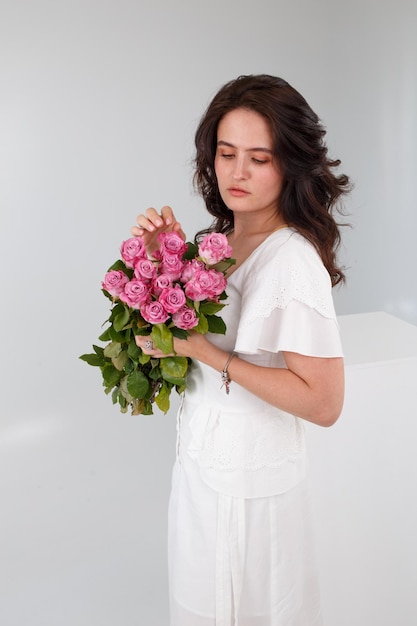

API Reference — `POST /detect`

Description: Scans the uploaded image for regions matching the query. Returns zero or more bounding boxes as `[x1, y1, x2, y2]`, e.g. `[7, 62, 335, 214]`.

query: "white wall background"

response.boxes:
[0, 0, 416, 624]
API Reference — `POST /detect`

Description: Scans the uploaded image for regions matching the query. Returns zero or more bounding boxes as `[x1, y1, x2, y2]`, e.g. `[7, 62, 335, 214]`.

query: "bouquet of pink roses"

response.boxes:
[80, 231, 234, 415]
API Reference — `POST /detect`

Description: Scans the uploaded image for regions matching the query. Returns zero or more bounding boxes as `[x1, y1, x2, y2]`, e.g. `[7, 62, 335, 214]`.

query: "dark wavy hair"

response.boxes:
[194, 74, 350, 285]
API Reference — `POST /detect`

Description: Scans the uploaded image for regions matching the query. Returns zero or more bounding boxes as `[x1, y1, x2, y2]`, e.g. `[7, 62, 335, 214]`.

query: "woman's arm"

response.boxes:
[138, 332, 344, 428]
[229, 349, 345, 427]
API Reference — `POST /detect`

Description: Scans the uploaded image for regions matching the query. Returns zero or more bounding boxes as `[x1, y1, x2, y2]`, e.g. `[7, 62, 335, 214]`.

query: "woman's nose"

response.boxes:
[232, 156, 248, 180]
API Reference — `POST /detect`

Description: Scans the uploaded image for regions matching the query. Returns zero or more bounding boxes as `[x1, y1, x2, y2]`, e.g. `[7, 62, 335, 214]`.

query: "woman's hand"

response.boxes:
[135, 331, 214, 361]
[131, 206, 186, 256]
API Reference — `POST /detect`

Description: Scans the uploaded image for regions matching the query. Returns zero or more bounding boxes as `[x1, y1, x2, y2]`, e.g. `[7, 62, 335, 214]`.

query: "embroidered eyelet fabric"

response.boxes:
[178, 228, 343, 499]
[234, 229, 342, 356]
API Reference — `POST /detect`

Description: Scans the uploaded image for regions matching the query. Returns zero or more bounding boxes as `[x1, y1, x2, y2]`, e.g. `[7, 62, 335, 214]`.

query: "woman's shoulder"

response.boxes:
[253, 228, 326, 276]
[239, 227, 334, 319]
[229, 228, 332, 311]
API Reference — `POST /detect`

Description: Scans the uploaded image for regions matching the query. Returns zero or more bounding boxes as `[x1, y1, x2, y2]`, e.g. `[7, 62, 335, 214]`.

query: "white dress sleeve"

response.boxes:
[234, 231, 343, 357]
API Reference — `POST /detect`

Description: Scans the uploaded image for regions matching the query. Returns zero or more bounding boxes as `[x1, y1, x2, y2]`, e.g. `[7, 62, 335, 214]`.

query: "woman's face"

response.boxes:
[214, 108, 283, 219]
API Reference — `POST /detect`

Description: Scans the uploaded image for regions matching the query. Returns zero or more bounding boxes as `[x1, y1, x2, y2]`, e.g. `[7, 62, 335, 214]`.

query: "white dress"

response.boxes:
[168, 228, 343, 625]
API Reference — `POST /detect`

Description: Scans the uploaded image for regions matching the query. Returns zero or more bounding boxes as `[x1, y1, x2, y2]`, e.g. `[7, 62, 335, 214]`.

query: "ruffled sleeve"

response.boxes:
[233, 230, 343, 357]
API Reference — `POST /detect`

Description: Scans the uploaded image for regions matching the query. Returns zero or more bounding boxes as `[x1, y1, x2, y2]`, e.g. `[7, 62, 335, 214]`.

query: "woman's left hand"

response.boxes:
[135, 331, 211, 361]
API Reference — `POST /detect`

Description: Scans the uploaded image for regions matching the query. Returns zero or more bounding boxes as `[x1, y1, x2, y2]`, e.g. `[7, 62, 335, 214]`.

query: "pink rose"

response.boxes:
[140, 300, 170, 324]
[102, 270, 129, 297]
[172, 306, 199, 330]
[158, 286, 186, 314]
[184, 269, 227, 301]
[180, 259, 205, 283]
[120, 237, 147, 268]
[206, 269, 227, 297]
[198, 233, 232, 265]
[158, 231, 187, 257]
[152, 273, 173, 296]
[119, 279, 150, 309]
[160, 254, 185, 281]
[134, 258, 157, 282]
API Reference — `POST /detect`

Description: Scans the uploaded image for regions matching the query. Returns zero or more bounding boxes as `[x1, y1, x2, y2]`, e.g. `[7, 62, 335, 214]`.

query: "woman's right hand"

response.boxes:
[131, 206, 186, 255]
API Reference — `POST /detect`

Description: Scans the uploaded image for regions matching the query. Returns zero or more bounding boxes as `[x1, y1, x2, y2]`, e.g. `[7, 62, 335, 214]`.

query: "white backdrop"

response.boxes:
[0, 0, 416, 624]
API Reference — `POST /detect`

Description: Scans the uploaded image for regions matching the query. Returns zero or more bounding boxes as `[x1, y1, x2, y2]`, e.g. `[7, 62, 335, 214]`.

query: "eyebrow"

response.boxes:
[217, 140, 273, 154]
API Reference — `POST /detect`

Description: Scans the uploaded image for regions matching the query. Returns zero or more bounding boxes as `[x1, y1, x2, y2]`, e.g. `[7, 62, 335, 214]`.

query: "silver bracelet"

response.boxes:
[221, 352, 236, 394]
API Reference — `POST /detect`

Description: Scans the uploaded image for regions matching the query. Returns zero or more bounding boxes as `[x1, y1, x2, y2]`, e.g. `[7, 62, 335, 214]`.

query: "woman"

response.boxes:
[132, 75, 349, 625]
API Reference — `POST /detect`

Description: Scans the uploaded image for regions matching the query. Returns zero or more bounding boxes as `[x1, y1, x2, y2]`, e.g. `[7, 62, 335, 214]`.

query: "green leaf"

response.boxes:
[104, 341, 123, 358]
[124, 359, 135, 374]
[207, 314, 227, 335]
[161, 375, 186, 386]
[107, 259, 134, 278]
[112, 349, 129, 371]
[138, 351, 151, 365]
[160, 356, 188, 385]
[134, 327, 151, 337]
[109, 302, 125, 323]
[93, 345, 105, 358]
[141, 400, 154, 415]
[133, 317, 151, 331]
[170, 327, 189, 340]
[212, 258, 236, 273]
[151, 323, 174, 354]
[183, 241, 198, 260]
[119, 394, 127, 410]
[120, 375, 134, 403]
[102, 364, 122, 387]
[131, 398, 153, 415]
[131, 398, 145, 415]
[112, 388, 119, 405]
[148, 363, 161, 380]
[79, 353, 104, 367]
[98, 327, 111, 342]
[113, 306, 131, 332]
[194, 312, 209, 334]
[101, 289, 114, 301]
[127, 369, 150, 399]
[155, 381, 171, 414]
[127, 340, 142, 361]
[124, 328, 133, 341]
[108, 326, 126, 342]
[199, 301, 225, 315]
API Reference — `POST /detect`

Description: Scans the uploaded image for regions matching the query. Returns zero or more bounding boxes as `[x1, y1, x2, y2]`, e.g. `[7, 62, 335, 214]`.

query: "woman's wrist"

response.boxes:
[195, 339, 235, 381]
[221, 352, 236, 394]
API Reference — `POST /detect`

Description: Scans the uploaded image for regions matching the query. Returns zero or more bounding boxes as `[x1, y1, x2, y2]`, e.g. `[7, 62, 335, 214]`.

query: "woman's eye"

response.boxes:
[221, 153, 234, 159]
[253, 158, 268, 164]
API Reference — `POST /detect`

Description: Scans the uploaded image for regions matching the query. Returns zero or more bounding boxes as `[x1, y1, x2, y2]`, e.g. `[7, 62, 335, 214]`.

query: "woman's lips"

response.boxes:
[228, 187, 250, 197]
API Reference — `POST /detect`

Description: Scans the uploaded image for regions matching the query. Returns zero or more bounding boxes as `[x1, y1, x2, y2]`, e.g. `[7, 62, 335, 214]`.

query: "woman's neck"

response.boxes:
[226, 215, 289, 276]
[231, 213, 287, 240]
